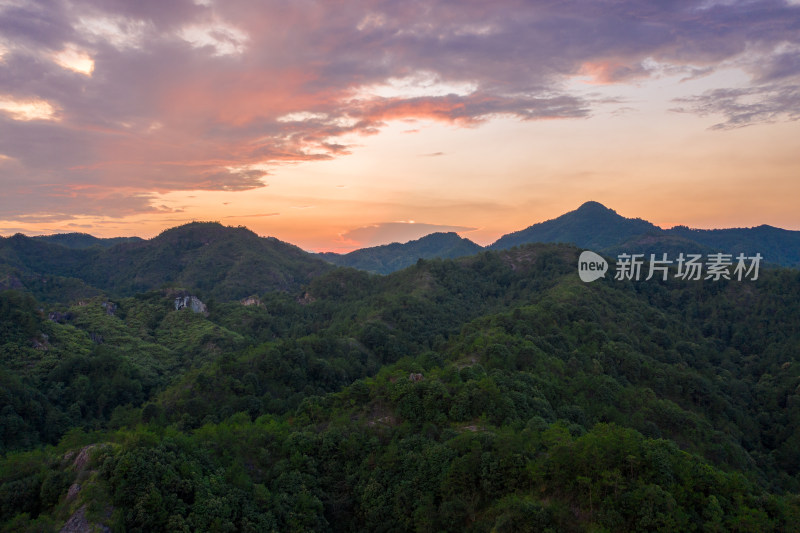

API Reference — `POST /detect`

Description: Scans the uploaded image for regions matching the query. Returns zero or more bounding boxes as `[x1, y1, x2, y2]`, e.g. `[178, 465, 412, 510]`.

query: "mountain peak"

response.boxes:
[320, 231, 482, 274]
[153, 221, 260, 247]
[576, 201, 613, 212]
[490, 201, 657, 250]
[415, 231, 461, 242]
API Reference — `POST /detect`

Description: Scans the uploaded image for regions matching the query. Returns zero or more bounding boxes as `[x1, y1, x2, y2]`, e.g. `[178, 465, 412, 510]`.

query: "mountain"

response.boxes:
[319, 231, 483, 274]
[665, 224, 800, 267]
[0, 222, 334, 301]
[31, 232, 142, 249]
[488, 201, 800, 267]
[490, 201, 660, 251]
[81, 222, 334, 299]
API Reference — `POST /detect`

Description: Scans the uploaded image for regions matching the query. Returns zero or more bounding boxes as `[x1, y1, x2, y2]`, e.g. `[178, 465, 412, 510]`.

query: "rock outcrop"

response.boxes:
[48, 311, 73, 322]
[241, 295, 262, 307]
[174, 295, 208, 314]
[60, 505, 111, 533]
[59, 445, 113, 532]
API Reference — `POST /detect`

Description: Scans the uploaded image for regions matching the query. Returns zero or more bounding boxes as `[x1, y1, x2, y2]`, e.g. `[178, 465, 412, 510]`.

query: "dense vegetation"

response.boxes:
[1, 223, 800, 531]
[30, 233, 143, 249]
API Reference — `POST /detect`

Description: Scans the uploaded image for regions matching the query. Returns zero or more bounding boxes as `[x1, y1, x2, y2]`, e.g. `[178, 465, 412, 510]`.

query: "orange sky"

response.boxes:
[2, 1, 799, 252]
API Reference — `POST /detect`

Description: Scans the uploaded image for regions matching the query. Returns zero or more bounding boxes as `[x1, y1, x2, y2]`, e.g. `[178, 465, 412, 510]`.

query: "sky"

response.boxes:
[1, 0, 799, 252]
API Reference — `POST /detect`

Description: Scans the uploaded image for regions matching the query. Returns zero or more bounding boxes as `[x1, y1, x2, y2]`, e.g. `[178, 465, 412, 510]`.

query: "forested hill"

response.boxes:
[490, 200, 660, 251]
[0, 222, 333, 301]
[319, 231, 483, 274]
[2, 236, 800, 531]
[30, 233, 143, 249]
[665, 224, 800, 267]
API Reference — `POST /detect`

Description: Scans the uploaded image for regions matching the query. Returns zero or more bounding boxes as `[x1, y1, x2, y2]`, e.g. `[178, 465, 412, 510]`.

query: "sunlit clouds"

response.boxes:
[52, 44, 94, 75]
[1, 0, 799, 250]
[179, 20, 248, 56]
[0, 95, 58, 121]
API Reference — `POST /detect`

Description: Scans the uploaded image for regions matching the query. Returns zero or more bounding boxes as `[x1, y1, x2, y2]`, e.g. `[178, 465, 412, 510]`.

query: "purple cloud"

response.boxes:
[341, 222, 476, 248]
[1, 0, 799, 220]
[672, 84, 800, 129]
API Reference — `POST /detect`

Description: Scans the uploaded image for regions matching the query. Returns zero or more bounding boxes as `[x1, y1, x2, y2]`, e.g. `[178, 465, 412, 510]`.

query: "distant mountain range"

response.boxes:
[2, 203, 797, 297]
[321, 201, 800, 272]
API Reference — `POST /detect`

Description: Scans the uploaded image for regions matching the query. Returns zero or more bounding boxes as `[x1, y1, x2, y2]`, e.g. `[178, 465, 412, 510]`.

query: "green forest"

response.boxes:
[2, 224, 800, 531]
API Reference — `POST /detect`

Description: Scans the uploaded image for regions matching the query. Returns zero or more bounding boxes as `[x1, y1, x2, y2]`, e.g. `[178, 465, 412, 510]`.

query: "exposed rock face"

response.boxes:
[66, 483, 81, 501]
[297, 291, 316, 305]
[59, 444, 113, 532]
[60, 505, 111, 533]
[101, 301, 116, 316]
[174, 295, 208, 314]
[48, 311, 73, 322]
[71, 445, 97, 470]
[241, 295, 262, 307]
[409, 373, 424, 382]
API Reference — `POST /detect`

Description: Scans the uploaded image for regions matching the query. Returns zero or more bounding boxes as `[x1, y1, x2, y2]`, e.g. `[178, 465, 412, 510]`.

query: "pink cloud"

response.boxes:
[1, 0, 799, 221]
[579, 60, 651, 84]
[340, 221, 476, 248]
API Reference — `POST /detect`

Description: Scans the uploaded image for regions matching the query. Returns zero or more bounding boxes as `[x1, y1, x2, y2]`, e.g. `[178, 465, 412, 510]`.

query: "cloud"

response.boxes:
[0, 95, 59, 121]
[52, 44, 95, 75]
[1, 0, 800, 220]
[340, 221, 476, 248]
[672, 84, 800, 129]
[223, 212, 280, 218]
[0, 182, 174, 220]
[0, 227, 37, 235]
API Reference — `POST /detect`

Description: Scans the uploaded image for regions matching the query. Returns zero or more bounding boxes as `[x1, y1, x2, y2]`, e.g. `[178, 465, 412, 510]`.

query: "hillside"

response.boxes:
[602, 232, 716, 260]
[666, 224, 800, 267]
[2, 235, 800, 531]
[319, 231, 483, 274]
[490, 201, 660, 251]
[0, 222, 334, 301]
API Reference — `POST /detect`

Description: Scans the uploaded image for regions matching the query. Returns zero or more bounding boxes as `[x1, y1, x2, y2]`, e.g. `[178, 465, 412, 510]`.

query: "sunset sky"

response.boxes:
[1, 0, 799, 252]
